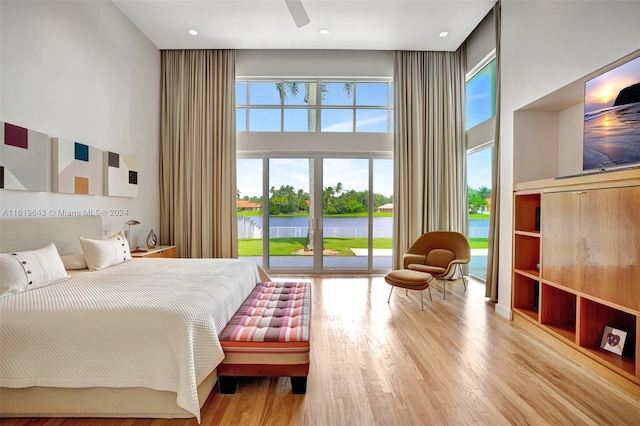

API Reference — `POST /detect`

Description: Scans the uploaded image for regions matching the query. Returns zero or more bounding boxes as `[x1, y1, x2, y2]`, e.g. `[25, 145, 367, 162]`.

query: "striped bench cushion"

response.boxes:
[218, 281, 311, 394]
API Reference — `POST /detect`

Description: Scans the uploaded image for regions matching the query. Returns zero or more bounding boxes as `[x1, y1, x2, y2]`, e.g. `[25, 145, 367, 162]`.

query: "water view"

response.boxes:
[239, 216, 489, 240]
[583, 102, 640, 170]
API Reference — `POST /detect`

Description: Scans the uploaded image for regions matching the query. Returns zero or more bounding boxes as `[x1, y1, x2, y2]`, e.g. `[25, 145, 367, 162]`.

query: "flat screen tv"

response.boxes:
[583, 54, 640, 171]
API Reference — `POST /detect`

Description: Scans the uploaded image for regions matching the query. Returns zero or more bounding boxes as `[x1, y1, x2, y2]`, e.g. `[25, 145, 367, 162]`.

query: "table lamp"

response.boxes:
[124, 219, 140, 247]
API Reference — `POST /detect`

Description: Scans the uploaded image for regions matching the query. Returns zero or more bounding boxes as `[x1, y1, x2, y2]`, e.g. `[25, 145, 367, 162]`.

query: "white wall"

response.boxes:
[558, 103, 584, 177]
[0, 1, 160, 248]
[237, 50, 394, 78]
[513, 111, 559, 183]
[497, 0, 640, 319]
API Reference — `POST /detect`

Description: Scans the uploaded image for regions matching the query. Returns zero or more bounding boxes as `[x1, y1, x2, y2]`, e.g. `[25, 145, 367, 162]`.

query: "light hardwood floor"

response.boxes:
[2, 276, 640, 425]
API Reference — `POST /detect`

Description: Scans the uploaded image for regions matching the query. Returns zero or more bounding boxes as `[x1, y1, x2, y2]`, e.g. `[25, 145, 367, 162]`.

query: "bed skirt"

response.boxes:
[0, 368, 217, 418]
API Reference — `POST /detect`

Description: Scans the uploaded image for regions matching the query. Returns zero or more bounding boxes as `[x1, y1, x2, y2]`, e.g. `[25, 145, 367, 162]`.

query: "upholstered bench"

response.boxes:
[218, 281, 311, 394]
[385, 269, 434, 310]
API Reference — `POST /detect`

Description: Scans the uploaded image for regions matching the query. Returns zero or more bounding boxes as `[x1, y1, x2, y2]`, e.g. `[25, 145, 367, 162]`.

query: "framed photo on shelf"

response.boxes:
[600, 326, 627, 356]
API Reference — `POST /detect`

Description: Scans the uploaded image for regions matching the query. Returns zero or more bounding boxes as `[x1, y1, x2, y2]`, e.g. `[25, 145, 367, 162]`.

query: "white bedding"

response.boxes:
[0, 258, 261, 422]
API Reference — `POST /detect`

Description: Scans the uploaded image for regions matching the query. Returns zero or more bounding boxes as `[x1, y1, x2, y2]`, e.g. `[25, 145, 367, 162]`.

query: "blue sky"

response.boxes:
[467, 148, 493, 190]
[466, 60, 496, 129]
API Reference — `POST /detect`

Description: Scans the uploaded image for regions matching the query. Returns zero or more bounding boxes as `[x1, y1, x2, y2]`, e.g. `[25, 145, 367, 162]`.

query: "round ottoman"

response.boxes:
[385, 269, 434, 310]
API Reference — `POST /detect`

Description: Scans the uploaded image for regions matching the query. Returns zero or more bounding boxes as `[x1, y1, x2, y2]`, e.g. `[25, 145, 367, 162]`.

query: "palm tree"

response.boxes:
[296, 188, 304, 212]
[478, 186, 491, 199]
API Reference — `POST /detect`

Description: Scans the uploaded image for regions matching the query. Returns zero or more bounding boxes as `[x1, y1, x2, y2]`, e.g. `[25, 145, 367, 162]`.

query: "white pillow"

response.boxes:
[0, 243, 70, 297]
[80, 233, 132, 271]
[60, 253, 88, 270]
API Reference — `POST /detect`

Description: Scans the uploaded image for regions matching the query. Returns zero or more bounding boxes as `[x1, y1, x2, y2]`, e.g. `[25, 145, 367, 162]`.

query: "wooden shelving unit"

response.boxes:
[512, 192, 541, 325]
[512, 170, 640, 385]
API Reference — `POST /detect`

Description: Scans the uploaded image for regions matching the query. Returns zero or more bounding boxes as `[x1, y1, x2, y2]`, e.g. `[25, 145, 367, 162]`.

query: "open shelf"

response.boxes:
[540, 284, 576, 343]
[514, 193, 541, 233]
[513, 234, 540, 272]
[512, 273, 539, 323]
[579, 298, 636, 376]
[582, 348, 636, 377]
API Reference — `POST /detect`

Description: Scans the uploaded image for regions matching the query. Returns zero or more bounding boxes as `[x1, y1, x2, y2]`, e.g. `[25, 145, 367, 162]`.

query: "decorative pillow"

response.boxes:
[80, 233, 131, 271]
[0, 243, 70, 297]
[60, 253, 88, 270]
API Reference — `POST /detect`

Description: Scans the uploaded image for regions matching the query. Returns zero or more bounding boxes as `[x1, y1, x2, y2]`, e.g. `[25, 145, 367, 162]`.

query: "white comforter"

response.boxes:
[0, 258, 261, 422]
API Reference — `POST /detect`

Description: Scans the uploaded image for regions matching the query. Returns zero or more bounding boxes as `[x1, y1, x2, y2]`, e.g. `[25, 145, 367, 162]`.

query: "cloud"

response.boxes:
[323, 113, 387, 132]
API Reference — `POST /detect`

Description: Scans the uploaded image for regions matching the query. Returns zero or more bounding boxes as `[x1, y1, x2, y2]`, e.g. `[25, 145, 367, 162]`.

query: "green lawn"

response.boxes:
[238, 237, 487, 256]
[469, 213, 490, 220]
[469, 238, 488, 249]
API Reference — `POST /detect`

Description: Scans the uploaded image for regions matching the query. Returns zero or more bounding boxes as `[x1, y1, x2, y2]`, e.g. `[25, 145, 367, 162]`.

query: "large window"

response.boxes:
[466, 58, 496, 130]
[237, 75, 394, 275]
[466, 51, 496, 281]
[467, 144, 492, 281]
[236, 80, 393, 133]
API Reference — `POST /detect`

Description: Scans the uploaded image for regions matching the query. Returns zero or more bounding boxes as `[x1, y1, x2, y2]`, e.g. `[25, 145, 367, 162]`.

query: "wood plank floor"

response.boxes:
[2, 276, 640, 425]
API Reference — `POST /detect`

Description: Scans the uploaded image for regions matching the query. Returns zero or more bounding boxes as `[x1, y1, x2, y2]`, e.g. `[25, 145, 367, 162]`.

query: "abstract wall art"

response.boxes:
[0, 122, 50, 192]
[104, 151, 138, 197]
[52, 138, 103, 195]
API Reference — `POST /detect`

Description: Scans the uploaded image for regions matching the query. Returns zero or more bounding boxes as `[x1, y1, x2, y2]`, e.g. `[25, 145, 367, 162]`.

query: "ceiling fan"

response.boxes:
[285, 0, 311, 28]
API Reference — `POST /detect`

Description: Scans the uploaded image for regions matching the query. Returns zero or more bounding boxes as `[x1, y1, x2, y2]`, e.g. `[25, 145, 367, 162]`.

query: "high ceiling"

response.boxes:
[112, 0, 496, 51]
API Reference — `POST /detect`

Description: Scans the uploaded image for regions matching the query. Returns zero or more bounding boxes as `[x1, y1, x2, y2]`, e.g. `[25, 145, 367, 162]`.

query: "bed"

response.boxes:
[0, 217, 267, 421]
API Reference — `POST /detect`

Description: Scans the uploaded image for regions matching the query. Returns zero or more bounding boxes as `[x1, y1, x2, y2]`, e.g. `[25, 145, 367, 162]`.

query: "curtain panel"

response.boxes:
[160, 49, 237, 258]
[393, 49, 468, 270]
[485, 1, 502, 301]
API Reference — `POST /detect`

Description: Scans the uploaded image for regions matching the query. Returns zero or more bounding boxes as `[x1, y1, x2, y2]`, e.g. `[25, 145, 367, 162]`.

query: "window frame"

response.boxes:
[236, 78, 394, 134]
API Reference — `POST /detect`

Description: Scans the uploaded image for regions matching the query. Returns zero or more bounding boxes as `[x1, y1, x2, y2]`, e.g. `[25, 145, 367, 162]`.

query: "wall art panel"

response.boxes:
[104, 151, 138, 197]
[0, 122, 49, 192]
[52, 137, 103, 195]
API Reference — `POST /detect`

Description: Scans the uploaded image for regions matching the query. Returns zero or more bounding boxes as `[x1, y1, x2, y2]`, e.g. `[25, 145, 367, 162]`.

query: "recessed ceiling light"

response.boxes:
[319, 28, 331, 36]
[188, 29, 198, 36]
[439, 31, 449, 38]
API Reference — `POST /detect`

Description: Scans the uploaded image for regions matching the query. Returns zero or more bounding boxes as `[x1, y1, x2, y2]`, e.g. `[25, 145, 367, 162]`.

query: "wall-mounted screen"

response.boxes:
[583, 55, 640, 171]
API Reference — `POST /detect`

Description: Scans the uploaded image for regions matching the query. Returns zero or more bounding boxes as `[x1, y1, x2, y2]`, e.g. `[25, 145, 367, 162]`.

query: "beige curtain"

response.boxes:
[485, 2, 501, 301]
[160, 49, 237, 258]
[393, 49, 468, 270]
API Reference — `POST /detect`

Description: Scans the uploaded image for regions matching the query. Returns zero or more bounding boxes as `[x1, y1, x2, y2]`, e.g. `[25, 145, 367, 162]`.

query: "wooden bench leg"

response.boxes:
[218, 376, 238, 394]
[290, 376, 307, 394]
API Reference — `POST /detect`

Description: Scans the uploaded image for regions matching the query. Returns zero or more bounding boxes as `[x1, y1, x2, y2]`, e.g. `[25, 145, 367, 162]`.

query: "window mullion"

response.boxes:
[316, 79, 322, 132]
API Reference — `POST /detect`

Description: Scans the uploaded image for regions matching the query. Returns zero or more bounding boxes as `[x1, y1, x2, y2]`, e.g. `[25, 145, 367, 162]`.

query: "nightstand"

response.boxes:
[131, 245, 177, 258]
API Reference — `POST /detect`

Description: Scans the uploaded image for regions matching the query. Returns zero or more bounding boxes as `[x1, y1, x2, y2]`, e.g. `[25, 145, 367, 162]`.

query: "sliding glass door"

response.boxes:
[237, 154, 393, 274]
[267, 157, 315, 271]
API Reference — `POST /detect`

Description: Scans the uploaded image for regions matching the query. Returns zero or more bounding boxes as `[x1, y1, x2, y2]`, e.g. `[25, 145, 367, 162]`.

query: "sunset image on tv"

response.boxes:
[583, 55, 640, 171]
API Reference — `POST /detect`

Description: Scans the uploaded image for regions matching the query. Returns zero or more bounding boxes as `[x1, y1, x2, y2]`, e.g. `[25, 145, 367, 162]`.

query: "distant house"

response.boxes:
[478, 197, 491, 214]
[377, 203, 393, 213]
[237, 200, 260, 211]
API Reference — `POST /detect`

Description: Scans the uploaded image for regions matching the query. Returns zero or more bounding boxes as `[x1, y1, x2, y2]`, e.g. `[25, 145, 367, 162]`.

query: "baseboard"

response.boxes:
[495, 303, 512, 320]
